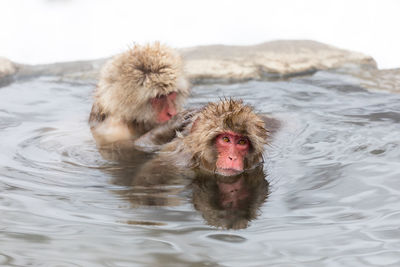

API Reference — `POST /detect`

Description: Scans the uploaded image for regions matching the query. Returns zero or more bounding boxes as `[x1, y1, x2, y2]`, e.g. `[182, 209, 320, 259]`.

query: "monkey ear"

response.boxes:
[191, 117, 201, 133]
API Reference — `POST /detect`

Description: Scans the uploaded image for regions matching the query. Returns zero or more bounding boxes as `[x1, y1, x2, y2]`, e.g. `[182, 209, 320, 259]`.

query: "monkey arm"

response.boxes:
[133, 109, 199, 152]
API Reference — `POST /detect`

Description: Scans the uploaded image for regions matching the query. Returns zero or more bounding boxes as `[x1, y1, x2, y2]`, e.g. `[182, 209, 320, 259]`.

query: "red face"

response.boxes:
[215, 132, 250, 176]
[150, 92, 178, 123]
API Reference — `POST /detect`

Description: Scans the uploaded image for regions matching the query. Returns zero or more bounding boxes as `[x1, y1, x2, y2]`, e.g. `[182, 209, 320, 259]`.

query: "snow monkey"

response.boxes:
[134, 99, 270, 180]
[110, 99, 274, 229]
[89, 42, 190, 149]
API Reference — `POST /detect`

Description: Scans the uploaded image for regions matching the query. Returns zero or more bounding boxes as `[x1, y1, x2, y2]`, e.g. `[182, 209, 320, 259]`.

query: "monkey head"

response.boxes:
[95, 42, 190, 127]
[184, 99, 268, 176]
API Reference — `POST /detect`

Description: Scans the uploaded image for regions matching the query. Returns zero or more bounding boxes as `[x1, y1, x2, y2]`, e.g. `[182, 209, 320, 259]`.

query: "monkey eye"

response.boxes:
[222, 136, 230, 142]
[238, 139, 247, 145]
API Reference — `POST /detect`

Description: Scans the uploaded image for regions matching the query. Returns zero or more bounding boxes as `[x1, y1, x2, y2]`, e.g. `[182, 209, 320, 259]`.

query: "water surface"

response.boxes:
[0, 71, 400, 266]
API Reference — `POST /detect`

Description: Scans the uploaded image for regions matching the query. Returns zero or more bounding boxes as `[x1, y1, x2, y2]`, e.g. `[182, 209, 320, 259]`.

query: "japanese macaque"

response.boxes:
[192, 165, 269, 229]
[110, 99, 274, 228]
[135, 99, 270, 180]
[89, 42, 190, 149]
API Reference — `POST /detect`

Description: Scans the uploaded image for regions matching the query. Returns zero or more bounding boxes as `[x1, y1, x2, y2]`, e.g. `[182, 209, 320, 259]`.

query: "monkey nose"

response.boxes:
[228, 156, 237, 161]
[167, 106, 177, 118]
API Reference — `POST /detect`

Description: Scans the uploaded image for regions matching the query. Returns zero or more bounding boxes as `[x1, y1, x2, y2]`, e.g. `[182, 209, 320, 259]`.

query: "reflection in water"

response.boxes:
[192, 166, 269, 229]
[108, 145, 269, 230]
[105, 144, 189, 208]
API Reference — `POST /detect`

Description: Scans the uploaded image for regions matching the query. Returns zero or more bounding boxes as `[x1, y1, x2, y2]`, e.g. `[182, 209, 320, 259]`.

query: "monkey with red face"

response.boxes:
[110, 99, 274, 228]
[89, 42, 191, 151]
[183, 99, 268, 176]
[133, 99, 269, 182]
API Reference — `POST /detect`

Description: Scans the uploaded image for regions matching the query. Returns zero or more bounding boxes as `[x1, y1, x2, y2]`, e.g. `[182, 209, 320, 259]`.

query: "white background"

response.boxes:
[1, 0, 399, 69]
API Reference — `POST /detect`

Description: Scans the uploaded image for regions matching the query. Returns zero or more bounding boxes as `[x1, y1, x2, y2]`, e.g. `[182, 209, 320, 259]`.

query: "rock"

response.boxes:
[0, 57, 18, 78]
[181, 40, 377, 83]
[339, 67, 400, 93]
[15, 58, 107, 82]
[0, 40, 382, 85]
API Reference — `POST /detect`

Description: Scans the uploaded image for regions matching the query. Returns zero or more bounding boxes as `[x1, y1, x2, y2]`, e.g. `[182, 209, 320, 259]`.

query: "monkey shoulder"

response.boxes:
[259, 114, 281, 137]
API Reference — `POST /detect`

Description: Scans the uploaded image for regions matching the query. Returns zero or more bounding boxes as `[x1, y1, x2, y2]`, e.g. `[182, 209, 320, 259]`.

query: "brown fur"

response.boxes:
[108, 99, 271, 229]
[89, 42, 190, 145]
[143, 99, 269, 177]
[183, 99, 268, 172]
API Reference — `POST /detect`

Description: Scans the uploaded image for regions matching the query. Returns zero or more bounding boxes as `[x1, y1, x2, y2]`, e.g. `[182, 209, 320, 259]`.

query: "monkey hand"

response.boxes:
[150, 108, 199, 141]
[133, 109, 199, 152]
[164, 108, 200, 133]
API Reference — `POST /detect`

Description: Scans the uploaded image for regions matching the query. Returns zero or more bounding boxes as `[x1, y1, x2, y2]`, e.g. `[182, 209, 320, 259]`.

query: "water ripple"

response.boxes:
[0, 75, 400, 266]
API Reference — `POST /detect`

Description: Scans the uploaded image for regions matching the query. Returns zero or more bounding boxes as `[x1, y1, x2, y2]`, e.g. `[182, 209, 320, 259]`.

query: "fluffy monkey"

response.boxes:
[89, 42, 190, 149]
[110, 99, 274, 228]
[134, 99, 270, 180]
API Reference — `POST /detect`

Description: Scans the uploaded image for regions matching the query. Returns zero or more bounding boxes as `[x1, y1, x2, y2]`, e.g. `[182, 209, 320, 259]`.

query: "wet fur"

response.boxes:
[144, 99, 269, 176]
[183, 99, 268, 172]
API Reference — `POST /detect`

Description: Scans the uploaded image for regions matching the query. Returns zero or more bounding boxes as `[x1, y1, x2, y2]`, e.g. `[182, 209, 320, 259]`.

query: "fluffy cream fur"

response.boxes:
[94, 42, 189, 125]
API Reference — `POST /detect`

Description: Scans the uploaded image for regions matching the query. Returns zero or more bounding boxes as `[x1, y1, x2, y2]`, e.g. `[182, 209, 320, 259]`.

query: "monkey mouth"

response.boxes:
[216, 168, 244, 176]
